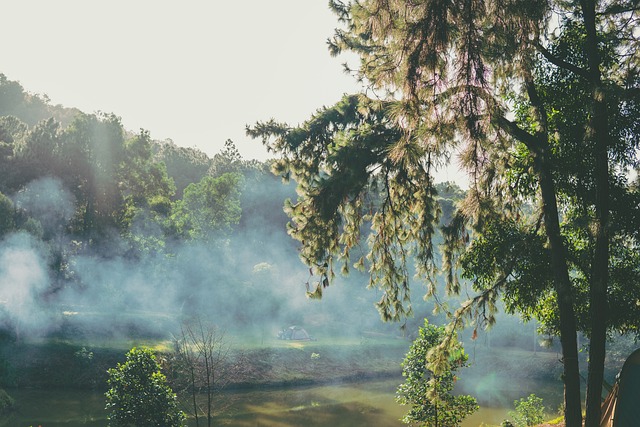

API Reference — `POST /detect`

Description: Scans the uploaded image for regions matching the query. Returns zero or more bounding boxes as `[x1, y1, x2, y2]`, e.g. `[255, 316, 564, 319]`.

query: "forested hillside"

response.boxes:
[0, 74, 451, 343]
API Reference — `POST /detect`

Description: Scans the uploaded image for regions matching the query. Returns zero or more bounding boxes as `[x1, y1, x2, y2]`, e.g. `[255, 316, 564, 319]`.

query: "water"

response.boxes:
[2, 379, 559, 426]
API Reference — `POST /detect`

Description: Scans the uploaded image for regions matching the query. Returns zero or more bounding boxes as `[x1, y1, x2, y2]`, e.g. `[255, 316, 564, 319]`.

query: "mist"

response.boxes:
[0, 172, 576, 419]
[0, 175, 397, 345]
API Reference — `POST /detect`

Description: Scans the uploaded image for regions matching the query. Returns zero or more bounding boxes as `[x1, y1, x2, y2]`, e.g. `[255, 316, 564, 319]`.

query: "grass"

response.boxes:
[0, 332, 409, 390]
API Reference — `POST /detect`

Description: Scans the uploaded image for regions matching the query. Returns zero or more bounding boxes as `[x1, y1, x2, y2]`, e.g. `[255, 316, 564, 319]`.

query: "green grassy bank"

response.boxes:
[0, 335, 409, 390]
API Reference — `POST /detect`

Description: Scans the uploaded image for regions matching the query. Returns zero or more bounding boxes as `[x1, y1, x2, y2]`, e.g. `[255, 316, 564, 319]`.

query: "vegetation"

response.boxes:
[248, 2, 639, 427]
[507, 394, 546, 427]
[105, 347, 185, 427]
[397, 319, 478, 426]
[172, 318, 234, 427]
[0, 0, 638, 421]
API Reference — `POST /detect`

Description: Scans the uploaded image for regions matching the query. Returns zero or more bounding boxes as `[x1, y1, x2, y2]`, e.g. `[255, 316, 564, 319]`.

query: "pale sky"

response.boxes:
[1, 1, 359, 157]
[1, 0, 465, 185]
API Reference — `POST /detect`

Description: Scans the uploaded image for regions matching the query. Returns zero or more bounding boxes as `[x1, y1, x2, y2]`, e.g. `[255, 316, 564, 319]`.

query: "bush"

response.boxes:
[509, 393, 545, 427]
[396, 319, 478, 426]
[105, 347, 185, 427]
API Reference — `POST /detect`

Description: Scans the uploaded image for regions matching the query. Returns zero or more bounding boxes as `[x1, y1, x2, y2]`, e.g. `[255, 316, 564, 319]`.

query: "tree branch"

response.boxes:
[534, 41, 591, 81]
[493, 116, 539, 150]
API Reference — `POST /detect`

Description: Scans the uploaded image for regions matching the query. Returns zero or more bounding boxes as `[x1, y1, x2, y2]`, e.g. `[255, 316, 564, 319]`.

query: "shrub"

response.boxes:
[396, 319, 478, 426]
[105, 347, 185, 427]
[509, 393, 545, 427]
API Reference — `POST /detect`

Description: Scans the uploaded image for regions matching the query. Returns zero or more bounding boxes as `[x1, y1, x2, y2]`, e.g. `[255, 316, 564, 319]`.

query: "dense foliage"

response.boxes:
[397, 320, 477, 426]
[105, 347, 185, 427]
[249, 2, 639, 426]
[508, 394, 546, 427]
[0, 73, 409, 347]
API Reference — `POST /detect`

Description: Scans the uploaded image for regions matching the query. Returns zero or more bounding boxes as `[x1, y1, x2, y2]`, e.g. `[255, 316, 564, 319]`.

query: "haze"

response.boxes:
[1, 1, 359, 161]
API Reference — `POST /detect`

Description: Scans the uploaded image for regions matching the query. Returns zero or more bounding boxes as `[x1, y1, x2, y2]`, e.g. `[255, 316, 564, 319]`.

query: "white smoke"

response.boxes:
[14, 177, 75, 237]
[0, 232, 52, 336]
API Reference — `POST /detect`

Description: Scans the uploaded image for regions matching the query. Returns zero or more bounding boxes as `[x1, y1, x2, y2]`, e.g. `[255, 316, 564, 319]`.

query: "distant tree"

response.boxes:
[14, 117, 61, 184]
[170, 173, 242, 241]
[0, 115, 29, 141]
[233, 161, 296, 250]
[397, 319, 478, 427]
[0, 192, 15, 237]
[59, 112, 126, 238]
[0, 73, 80, 127]
[209, 139, 244, 177]
[154, 140, 212, 199]
[105, 347, 185, 427]
[118, 130, 175, 234]
[0, 115, 27, 192]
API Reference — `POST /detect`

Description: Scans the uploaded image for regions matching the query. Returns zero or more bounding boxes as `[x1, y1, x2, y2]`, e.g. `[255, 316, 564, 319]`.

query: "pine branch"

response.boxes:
[534, 41, 591, 81]
[493, 116, 538, 150]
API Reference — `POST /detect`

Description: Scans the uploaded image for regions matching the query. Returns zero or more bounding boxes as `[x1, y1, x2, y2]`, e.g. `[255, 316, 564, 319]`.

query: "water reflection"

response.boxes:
[4, 378, 561, 426]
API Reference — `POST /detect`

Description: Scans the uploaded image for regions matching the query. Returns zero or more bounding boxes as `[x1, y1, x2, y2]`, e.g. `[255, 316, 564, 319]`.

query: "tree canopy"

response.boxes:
[397, 319, 477, 426]
[105, 347, 185, 427]
[249, 1, 639, 426]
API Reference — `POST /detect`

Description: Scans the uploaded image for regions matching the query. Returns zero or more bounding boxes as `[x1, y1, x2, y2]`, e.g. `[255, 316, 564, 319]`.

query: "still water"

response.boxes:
[3, 378, 555, 427]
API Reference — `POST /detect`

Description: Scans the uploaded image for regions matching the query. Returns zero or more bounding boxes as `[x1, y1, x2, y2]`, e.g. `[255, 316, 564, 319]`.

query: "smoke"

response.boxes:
[0, 174, 564, 409]
[0, 232, 52, 337]
[13, 177, 75, 239]
[0, 174, 396, 343]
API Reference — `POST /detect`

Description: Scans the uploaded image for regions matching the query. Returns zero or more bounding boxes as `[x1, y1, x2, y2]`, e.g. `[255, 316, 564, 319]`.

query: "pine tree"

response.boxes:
[249, 1, 639, 426]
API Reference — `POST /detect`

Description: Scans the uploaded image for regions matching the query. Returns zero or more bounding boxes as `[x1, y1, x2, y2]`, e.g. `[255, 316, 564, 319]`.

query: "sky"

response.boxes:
[1, 0, 466, 185]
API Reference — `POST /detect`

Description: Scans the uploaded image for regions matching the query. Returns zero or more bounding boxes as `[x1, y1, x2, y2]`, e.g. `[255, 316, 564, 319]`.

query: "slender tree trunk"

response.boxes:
[537, 157, 584, 427]
[523, 75, 583, 427]
[498, 83, 583, 425]
[581, 1, 610, 425]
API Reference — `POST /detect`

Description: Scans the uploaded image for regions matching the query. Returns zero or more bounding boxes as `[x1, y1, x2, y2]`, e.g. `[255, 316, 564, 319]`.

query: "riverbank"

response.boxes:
[0, 336, 409, 390]
[0, 335, 582, 394]
[0, 336, 616, 427]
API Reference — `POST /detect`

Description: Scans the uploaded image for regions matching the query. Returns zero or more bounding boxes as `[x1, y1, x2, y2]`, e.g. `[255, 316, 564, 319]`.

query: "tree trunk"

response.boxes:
[581, 1, 611, 425]
[521, 74, 583, 427]
[537, 159, 584, 427]
[190, 366, 199, 427]
[584, 87, 610, 427]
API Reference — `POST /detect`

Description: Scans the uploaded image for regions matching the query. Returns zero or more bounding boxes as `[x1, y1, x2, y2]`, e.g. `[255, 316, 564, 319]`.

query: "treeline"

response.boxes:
[0, 74, 304, 336]
[0, 73, 469, 341]
[0, 73, 277, 246]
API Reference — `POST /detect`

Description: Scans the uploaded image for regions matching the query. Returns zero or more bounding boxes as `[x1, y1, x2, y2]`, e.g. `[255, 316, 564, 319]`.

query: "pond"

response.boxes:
[3, 378, 561, 426]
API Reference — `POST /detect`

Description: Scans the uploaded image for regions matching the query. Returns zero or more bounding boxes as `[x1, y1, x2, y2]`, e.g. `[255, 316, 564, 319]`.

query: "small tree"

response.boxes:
[397, 319, 478, 427]
[173, 318, 234, 427]
[509, 394, 545, 427]
[105, 347, 185, 427]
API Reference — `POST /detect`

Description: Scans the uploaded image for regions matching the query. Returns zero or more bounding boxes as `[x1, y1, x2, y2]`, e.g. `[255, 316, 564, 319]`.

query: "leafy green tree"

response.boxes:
[120, 130, 175, 216]
[0, 74, 80, 128]
[0, 192, 15, 237]
[14, 117, 62, 184]
[397, 319, 477, 427]
[0, 74, 51, 126]
[154, 140, 212, 199]
[170, 173, 242, 241]
[209, 139, 244, 177]
[249, 2, 639, 426]
[59, 112, 126, 238]
[508, 394, 545, 427]
[105, 347, 185, 427]
[0, 115, 28, 193]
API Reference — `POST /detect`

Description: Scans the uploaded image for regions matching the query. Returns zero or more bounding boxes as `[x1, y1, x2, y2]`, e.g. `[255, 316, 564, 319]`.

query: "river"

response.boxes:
[3, 377, 561, 427]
